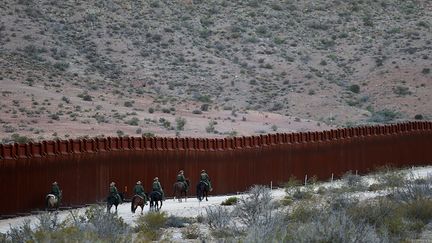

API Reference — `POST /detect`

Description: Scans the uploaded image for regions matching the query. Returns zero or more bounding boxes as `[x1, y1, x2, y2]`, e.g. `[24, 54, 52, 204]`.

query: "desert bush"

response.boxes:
[373, 166, 407, 189]
[205, 206, 233, 231]
[61, 96, 70, 104]
[284, 176, 302, 194]
[402, 199, 432, 225]
[368, 183, 386, 191]
[6, 206, 130, 242]
[234, 185, 275, 227]
[329, 194, 359, 211]
[124, 101, 134, 107]
[291, 187, 314, 200]
[206, 120, 216, 133]
[10, 133, 31, 143]
[7, 219, 35, 242]
[342, 171, 367, 191]
[243, 211, 286, 242]
[53, 62, 69, 71]
[285, 209, 381, 243]
[175, 117, 186, 131]
[393, 86, 411, 96]
[181, 224, 201, 239]
[36, 212, 62, 233]
[84, 206, 129, 241]
[414, 114, 423, 120]
[221, 196, 238, 206]
[126, 117, 139, 126]
[78, 92, 92, 101]
[135, 211, 167, 241]
[369, 109, 399, 123]
[349, 84, 360, 93]
[200, 103, 210, 111]
[116, 130, 124, 137]
[392, 173, 432, 203]
[280, 195, 294, 206]
[165, 215, 192, 228]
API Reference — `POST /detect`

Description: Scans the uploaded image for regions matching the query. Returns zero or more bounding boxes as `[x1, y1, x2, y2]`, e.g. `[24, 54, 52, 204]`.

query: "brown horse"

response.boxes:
[131, 194, 147, 214]
[173, 179, 190, 202]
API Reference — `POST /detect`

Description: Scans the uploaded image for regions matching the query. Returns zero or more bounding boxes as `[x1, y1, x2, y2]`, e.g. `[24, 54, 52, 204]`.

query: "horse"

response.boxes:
[131, 194, 147, 214]
[46, 194, 59, 210]
[173, 179, 190, 202]
[107, 192, 124, 213]
[149, 191, 163, 211]
[196, 181, 210, 202]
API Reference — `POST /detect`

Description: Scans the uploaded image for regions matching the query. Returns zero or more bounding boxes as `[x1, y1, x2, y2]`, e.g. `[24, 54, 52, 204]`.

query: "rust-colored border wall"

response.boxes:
[0, 122, 432, 216]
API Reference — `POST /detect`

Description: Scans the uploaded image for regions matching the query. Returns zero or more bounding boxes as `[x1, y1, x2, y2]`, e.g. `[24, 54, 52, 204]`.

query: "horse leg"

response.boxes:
[205, 191, 208, 201]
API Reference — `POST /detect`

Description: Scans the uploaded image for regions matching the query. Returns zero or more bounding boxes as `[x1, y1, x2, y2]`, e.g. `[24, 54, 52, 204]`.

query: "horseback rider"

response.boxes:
[152, 177, 164, 200]
[133, 180, 147, 204]
[50, 181, 62, 203]
[200, 170, 213, 191]
[109, 182, 122, 203]
[176, 170, 188, 192]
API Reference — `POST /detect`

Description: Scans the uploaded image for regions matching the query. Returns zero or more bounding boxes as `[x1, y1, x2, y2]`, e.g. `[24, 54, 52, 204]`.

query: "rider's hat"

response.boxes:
[52, 181, 58, 185]
[110, 182, 115, 186]
[137, 181, 141, 184]
[201, 169, 205, 173]
[154, 177, 159, 181]
[179, 170, 184, 173]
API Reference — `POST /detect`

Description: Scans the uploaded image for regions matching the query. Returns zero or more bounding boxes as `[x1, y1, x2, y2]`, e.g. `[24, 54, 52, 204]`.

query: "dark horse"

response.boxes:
[173, 179, 190, 202]
[149, 191, 163, 211]
[107, 193, 124, 213]
[196, 181, 209, 202]
[131, 194, 147, 214]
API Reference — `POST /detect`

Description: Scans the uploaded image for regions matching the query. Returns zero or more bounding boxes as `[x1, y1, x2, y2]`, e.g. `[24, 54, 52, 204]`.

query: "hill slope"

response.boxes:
[0, 0, 431, 142]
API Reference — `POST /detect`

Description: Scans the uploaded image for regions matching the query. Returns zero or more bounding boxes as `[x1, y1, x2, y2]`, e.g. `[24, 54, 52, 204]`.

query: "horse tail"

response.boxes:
[131, 196, 135, 213]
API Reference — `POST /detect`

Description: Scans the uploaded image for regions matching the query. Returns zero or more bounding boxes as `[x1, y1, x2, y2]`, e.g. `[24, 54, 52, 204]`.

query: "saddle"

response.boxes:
[152, 191, 162, 197]
[134, 194, 144, 200]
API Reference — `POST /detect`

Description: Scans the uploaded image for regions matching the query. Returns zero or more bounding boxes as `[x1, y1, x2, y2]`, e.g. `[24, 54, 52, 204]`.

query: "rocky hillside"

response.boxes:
[0, 0, 431, 142]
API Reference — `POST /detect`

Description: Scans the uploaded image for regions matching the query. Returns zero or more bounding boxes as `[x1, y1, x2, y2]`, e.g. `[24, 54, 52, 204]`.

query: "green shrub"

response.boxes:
[373, 166, 406, 189]
[221, 197, 238, 206]
[368, 109, 399, 123]
[165, 216, 193, 228]
[393, 86, 411, 96]
[349, 84, 360, 94]
[402, 199, 432, 225]
[175, 117, 186, 131]
[289, 203, 319, 223]
[126, 117, 139, 126]
[181, 224, 201, 239]
[135, 211, 167, 241]
[124, 101, 134, 107]
[414, 114, 423, 120]
[280, 196, 294, 206]
[292, 188, 313, 200]
[10, 133, 31, 143]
